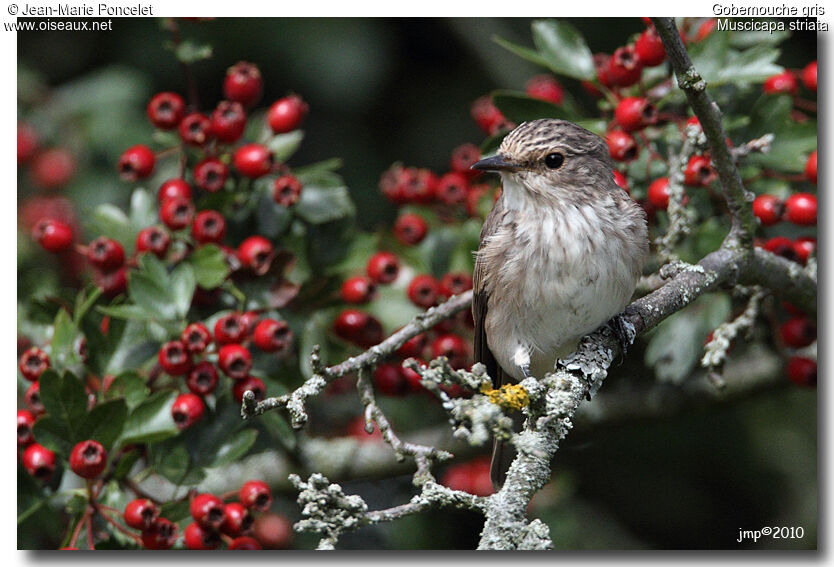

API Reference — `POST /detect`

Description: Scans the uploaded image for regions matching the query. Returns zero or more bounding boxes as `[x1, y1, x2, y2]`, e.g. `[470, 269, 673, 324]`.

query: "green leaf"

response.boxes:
[299, 310, 333, 379]
[261, 411, 297, 451]
[170, 263, 196, 318]
[187, 245, 230, 289]
[208, 429, 258, 467]
[97, 304, 158, 321]
[154, 442, 191, 483]
[105, 372, 150, 410]
[78, 400, 128, 450]
[32, 416, 75, 456]
[689, 32, 783, 87]
[267, 130, 304, 162]
[49, 309, 81, 372]
[293, 158, 343, 177]
[38, 370, 87, 442]
[128, 189, 157, 237]
[255, 189, 293, 239]
[491, 90, 573, 124]
[645, 294, 732, 383]
[744, 94, 817, 173]
[73, 286, 103, 324]
[530, 20, 595, 80]
[90, 204, 134, 249]
[119, 390, 178, 446]
[174, 40, 213, 64]
[493, 35, 555, 70]
[128, 271, 176, 319]
[295, 185, 356, 224]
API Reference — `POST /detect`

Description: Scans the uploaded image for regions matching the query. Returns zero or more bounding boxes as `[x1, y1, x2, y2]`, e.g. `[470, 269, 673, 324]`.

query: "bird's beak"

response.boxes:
[471, 154, 519, 172]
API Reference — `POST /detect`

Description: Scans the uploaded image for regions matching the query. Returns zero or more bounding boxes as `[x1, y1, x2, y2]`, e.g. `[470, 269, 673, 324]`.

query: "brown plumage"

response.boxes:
[471, 119, 649, 489]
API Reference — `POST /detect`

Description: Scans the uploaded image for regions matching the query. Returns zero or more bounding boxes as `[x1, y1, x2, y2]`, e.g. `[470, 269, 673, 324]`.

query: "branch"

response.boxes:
[241, 292, 472, 426]
[652, 17, 758, 249]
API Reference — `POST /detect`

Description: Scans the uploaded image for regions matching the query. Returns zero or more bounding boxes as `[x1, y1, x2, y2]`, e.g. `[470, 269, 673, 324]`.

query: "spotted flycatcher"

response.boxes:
[471, 119, 649, 488]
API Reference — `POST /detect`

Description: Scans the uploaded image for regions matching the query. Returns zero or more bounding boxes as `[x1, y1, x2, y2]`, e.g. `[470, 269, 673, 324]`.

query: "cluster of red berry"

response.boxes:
[159, 312, 295, 428]
[17, 346, 50, 433]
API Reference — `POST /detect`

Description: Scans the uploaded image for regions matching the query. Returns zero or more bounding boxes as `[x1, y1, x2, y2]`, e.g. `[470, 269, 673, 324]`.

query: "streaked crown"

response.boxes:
[498, 119, 609, 165]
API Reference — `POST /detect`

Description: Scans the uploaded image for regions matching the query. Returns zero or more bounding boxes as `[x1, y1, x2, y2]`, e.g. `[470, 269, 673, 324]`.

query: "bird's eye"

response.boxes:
[544, 153, 564, 169]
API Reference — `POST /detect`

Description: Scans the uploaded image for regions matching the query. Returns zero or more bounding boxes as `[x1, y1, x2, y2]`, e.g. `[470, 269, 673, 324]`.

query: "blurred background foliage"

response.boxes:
[18, 18, 816, 549]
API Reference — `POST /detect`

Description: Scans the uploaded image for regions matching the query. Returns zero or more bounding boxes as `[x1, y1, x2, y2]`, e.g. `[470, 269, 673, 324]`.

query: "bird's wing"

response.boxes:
[473, 198, 507, 390]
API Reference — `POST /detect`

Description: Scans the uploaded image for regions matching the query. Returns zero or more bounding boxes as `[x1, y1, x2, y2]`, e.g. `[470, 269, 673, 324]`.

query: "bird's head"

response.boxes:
[472, 119, 614, 196]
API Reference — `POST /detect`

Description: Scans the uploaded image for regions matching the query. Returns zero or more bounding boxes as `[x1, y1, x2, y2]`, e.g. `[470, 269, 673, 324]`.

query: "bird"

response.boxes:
[470, 118, 649, 489]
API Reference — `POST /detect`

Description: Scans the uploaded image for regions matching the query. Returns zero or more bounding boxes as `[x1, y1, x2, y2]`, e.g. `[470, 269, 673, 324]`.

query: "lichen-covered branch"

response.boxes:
[652, 17, 758, 248]
[655, 126, 698, 263]
[241, 292, 473, 426]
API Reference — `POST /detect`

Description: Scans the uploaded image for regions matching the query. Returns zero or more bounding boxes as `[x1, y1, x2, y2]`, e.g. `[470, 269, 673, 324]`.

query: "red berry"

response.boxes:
[182, 322, 212, 353]
[695, 18, 717, 41]
[30, 148, 75, 189]
[25, 382, 44, 414]
[793, 237, 816, 265]
[32, 218, 74, 252]
[801, 61, 817, 91]
[805, 151, 817, 184]
[525, 74, 564, 104]
[441, 457, 493, 497]
[783, 193, 817, 225]
[781, 317, 816, 348]
[373, 363, 408, 396]
[157, 178, 192, 203]
[612, 170, 629, 193]
[253, 514, 292, 549]
[214, 313, 247, 345]
[450, 143, 482, 177]
[158, 340, 192, 376]
[233, 144, 273, 179]
[340, 276, 377, 304]
[398, 167, 438, 204]
[222, 502, 254, 536]
[232, 376, 266, 404]
[237, 235, 274, 273]
[229, 536, 262, 550]
[635, 28, 666, 66]
[267, 95, 309, 133]
[159, 196, 195, 231]
[606, 130, 639, 162]
[763, 71, 798, 95]
[210, 101, 246, 144]
[141, 517, 178, 550]
[136, 226, 171, 258]
[431, 334, 470, 369]
[86, 237, 125, 272]
[192, 210, 226, 244]
[96, 267, 128, 299]
[393, 213, 428, 246]
[684, 155, 716, 186]
[172, 393, 205, 429]
[147, 92, 186, 130]
[647, 177, 671, 209]
[439, 272, 473, 298]
[786, 356, 816, 387]
[186, 361, 220, 396]
[252, 319, 293, 353]
[22, 443, 55, 480]
[333, 309, 384, 347]
[272, 175, 303, 207]
[19, 347, 49, 382]
[190, 493, 226, 530]
[194, 158, 229, 193]
[18, 122, 38, 164]
[436, 172, 469, 205]
[17, 409, 36, 447]
[752, 194, 783, 226]
[471, 95, 508, 135]
[184, 522, 220, 550]
[123, 498, 159, 530]
[396, 333, 427, 359]
[218, 344, 252, 380]
[366, 251, 399, 284]
[402, 359, 427, 392]
[762, 236, 801, 263]
[178, 112, 213, 146]
[69, 439, 107, 479]
[223, 61, 263, 108]
[614, 97, 657, 132]
[607, 45, 643, 87]
[593, 53, 614, 88]
[407, 274, 440, 308]
[240, 480, 273, 511]
[118, 145, 155, 181]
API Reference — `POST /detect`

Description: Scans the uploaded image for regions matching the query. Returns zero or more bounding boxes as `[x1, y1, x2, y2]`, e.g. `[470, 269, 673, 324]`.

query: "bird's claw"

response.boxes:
[606, 312, 636, 363]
